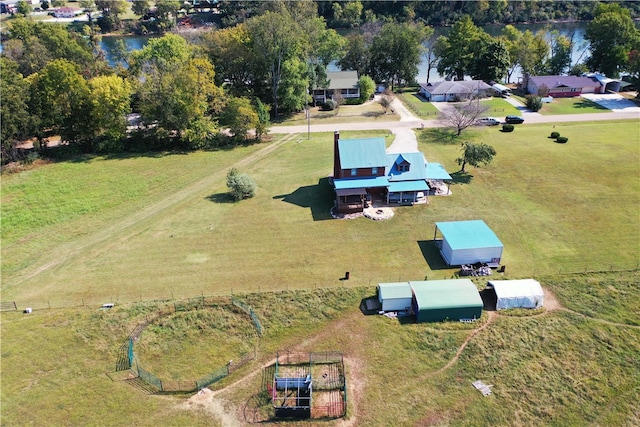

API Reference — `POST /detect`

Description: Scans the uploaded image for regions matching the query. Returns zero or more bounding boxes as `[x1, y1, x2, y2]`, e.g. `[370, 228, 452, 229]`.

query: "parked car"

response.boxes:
[476, 117, 501, 126]
[505, 115, 525, 124]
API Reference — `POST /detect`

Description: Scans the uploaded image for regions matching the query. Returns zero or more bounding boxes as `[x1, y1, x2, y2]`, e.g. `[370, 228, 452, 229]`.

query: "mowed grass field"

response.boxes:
[1, 120, 639, 425]
[2, 122, 639, 308]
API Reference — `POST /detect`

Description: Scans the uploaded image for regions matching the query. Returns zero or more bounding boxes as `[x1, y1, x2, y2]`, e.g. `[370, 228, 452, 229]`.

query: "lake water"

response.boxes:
[99, 35, 153, 66]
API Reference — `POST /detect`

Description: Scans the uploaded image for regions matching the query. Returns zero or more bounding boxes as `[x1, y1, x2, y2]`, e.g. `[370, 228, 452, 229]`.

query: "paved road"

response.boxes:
[272, 97, 639, 134]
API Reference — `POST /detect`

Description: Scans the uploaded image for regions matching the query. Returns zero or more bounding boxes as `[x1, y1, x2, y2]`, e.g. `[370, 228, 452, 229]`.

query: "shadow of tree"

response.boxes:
[450, 171, 473, 185]
[573, 99, 609, 110]
[419, 128, 459, 145]
[205, 193, 236, 203]
[272, 177, 335, 221]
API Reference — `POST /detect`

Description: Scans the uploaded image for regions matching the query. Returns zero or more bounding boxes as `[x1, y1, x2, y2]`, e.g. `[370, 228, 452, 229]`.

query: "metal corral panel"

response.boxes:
[436, 220, 503, 266]
[377, 282, 413, 312]
[411, 279, 483, 322]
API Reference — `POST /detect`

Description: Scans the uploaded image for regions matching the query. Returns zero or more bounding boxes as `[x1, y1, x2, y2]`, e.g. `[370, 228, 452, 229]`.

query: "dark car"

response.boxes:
[505, 115, 525, 124]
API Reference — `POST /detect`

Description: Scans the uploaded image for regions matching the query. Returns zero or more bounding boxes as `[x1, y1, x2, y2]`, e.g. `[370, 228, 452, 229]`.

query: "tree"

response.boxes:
[226, 168, 256, 201]
[131, 0, 150, 17]
[87, 75, 133, 148]
[501, 25, 523, 83]
[337, 34, 370, 77]
[378, 90, 394, 113]
[435, 15, 485, 81]
[358, 75, 375, 102]
[156, 0, 182, 32]
[586, 3, 639, 78]
[254, 98, 270, 140]
[16, 0, 33, 16]
[129, 33, 192, 75]
[220, 97, 258, 140]
[440, 98, 488, 136]
[547, 30, 572, 75]
[469, 36, 510, 82]
[245, 10, 308, 117]
[200, 25, 252, 95]
[369, 21, 430, 90]
[456, 142, 496, 173]
[517, 29, 549, 87]
[28, 59, 91, 146]
[40, 1, 49, 11]
[525, 95, 543, 112]
[1, 58, 33, 162]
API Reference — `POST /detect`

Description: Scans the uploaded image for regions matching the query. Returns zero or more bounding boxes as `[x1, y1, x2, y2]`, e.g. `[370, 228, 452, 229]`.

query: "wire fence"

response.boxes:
[2, 264, 638, 312]
[114, 298, 259, 393]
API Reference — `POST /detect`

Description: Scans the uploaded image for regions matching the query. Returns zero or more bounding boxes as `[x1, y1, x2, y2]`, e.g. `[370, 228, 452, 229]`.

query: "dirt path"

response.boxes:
[4, 134, 301, 293]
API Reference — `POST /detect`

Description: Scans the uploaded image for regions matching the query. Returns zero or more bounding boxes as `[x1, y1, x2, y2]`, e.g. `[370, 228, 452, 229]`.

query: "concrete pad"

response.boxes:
[580, 93, 640, 112]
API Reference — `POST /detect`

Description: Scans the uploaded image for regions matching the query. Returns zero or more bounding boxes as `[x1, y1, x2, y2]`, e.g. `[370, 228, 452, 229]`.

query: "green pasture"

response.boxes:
[2, 122, 639, 309]
[1, 271, 638, 426]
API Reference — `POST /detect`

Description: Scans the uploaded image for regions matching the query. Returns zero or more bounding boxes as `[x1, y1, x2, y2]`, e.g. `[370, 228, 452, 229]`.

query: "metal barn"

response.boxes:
[411, 279, 483, 322]
[377, 282, 413, 312]
[434, 220, 504, 267]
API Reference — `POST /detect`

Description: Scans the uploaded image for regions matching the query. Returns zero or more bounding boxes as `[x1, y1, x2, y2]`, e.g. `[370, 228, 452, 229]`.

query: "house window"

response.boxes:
[398, 164, 410, 172]
[351, 168, 357, 176]
[372, 167, 378, 174]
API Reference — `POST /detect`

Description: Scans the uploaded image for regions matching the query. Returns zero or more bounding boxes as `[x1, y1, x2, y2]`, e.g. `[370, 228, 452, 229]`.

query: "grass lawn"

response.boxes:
[1, 271, 638, 426]
[480, 98, 522, 116]
[274, 102, 399, 126]
[2, 122, 639, 308]
[538, 97, 612, 115]
[396, 90, 440, 119]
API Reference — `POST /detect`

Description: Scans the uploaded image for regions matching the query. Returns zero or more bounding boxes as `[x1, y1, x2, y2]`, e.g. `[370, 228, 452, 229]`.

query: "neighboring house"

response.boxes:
[418, 80, 492, 102]
[54, 7, 81, 18]
[331, 132, 449, 213]
[313, 71, 360, 104]
[1, 0, 38, 14]
[526, 75, 605, 97]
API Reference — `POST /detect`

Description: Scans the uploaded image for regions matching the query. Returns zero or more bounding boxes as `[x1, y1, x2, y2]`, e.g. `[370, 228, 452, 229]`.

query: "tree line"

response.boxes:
[2, 1, 639, 162]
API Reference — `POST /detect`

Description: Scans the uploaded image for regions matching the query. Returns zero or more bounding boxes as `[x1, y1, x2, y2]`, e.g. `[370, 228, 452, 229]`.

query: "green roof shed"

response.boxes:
[410, 279, 483, 323]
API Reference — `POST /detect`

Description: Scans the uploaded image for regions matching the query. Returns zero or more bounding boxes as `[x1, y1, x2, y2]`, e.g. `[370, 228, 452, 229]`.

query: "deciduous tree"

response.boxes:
[456, 142, 496, 173]
[435, 15, 485, 81]
[440, 98, 488, 136]
[220, 97, 258, 140]
[1, 58, 33, 161]
[358, 75, 375, 102]
[87, 75, 133, 148]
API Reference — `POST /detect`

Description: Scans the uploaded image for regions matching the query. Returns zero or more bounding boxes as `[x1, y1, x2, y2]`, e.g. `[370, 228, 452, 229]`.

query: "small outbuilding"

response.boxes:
[434, 220, 503, 267]
[411, 279, 483, 322]
[487, 279, 544, 310]
[377, 282, 413, 312]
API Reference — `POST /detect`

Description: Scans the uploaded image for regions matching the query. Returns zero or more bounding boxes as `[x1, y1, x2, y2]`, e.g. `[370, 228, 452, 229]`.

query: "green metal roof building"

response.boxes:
[410, 279, 483, 323]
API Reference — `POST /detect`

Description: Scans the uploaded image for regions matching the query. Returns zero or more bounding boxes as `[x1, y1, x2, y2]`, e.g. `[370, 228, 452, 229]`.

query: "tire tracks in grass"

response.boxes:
[5, 134, 301, 294]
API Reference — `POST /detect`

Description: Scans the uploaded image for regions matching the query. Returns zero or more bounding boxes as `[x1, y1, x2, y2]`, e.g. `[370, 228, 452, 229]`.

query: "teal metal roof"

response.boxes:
[425, 163, 452, 180]
[386, 153, 427, 181]
[435, 220, 503, 251]
[378, 282, 413, 300]
[334, 176, 389, 190]
[388, 180, 429, 193]
[410, 279, 483, 310]
[338, 138, 388, 169]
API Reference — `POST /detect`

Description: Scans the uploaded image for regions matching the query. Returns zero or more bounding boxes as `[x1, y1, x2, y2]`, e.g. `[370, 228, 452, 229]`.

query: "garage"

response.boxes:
[411, 279, 483, 323]
[433, 220, 503, 267]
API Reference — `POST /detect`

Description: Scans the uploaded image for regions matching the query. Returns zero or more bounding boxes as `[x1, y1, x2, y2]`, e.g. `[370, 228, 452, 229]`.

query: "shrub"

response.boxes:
[226, 168, 256, 201]
[550, 131, 560, 139]
[502, 124, 514, 132]
[320, 100, 338, 111]
[556, 136, 568, 143]
[526, 95, 543, 112]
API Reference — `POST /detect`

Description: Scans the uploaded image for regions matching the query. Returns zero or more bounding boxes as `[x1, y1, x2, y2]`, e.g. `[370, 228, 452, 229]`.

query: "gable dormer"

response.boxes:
[395, 155, 411, 173]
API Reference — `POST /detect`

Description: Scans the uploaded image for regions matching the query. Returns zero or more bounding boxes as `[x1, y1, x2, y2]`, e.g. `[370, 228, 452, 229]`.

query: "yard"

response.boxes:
[274, 101, 399, 126]
[1, 120, 639, 425]
[538, 96, 612, 115]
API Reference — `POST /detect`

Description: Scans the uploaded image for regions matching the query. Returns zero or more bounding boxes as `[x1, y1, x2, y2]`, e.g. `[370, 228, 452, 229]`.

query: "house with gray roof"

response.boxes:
[527, 75, 604, 97]
[313, 71, 360, 104]
[419, 80, 492, 102]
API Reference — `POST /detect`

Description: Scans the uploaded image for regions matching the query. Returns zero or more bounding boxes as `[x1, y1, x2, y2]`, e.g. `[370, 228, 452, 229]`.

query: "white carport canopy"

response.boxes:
[487, 279, 544, 310]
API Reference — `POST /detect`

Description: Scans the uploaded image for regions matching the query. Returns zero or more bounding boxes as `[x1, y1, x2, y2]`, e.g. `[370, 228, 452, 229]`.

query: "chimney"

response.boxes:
[333, 131, 341, 180]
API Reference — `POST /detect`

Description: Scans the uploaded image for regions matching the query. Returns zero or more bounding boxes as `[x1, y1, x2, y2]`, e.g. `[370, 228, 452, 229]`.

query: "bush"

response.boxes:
[502, 124, 515, 132]
[226, 168, 256, 201]
[526, 95, 543, 112]
[320, 100, 338, 111]
[556, 136, 568, 143]
[550, 131, 560, 139]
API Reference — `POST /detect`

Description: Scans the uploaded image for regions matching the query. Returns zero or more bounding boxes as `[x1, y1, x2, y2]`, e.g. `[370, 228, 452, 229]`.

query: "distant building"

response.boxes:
[313, 71, 360, 104]
[526, 75, 605, 97]
[419, 80, 492, 102]
[54, 7, 81, 18]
